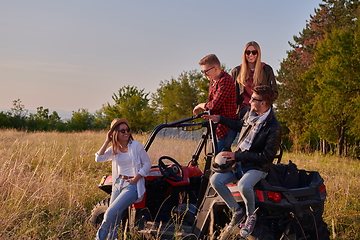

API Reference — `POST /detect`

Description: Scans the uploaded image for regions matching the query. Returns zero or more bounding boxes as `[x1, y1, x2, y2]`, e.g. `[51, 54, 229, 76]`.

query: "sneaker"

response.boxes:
[226, 208, 245, 231]
[240, 214, 257, 237]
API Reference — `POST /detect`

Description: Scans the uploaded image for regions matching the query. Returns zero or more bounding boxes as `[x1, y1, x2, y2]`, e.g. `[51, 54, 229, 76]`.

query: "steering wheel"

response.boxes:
[158, 156, 184, 182]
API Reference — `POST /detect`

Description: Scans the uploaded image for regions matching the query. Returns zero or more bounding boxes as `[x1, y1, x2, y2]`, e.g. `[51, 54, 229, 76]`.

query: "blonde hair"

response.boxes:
[238, 41, 262, 86]
[111, 122, 133, 154]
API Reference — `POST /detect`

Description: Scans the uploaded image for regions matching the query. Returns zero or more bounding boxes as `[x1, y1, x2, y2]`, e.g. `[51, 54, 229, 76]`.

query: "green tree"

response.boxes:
[102, 85, 156, 132]
[93, 109, 109, 130]
[28, 107, 50, 131]
[306, 22, 360, 156]
[152, 70, 207, 123]
[277, 52, 314, 150]
[9, 99, 28, 129]
[49, 111, 66, 131]
[276, 0, 360, 153]
[67, 109, 95, 131]
[27, 107, 63, 131]
[0, 111, 12, 128]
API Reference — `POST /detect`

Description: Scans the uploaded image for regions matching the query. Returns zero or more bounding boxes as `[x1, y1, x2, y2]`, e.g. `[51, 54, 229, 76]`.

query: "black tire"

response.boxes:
[89, 198, 110, 227]
[309, 217, 330, 240]
[251, 222, 275, 240]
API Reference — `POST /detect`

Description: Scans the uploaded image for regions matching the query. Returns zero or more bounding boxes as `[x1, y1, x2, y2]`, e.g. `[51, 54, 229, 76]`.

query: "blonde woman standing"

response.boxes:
[95, 118, 151, 240]
[231, 41, 278, 118]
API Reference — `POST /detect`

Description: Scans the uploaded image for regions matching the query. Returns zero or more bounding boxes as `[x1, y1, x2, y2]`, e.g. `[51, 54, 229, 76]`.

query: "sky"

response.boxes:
[0, 0, 323, 118]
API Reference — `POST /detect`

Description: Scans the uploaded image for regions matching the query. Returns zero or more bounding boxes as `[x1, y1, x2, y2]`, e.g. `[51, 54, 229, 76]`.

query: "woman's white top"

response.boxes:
[117, 151, 136, 177]
[95, 140, 151, 202]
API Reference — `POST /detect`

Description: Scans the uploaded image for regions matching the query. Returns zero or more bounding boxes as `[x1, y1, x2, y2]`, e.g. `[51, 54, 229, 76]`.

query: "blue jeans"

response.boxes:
[217, 129, 237, 152]
[96, 177, 138, 240]
[210, 165, 267, 216]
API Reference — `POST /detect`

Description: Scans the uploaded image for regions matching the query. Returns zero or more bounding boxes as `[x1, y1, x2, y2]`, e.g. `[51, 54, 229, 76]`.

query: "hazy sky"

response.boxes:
[1, 1, 322, 118]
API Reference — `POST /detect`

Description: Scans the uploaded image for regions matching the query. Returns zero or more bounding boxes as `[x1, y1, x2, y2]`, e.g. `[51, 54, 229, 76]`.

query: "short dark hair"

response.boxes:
[199, 54, 221, 67]
[252, 85, 276, 105]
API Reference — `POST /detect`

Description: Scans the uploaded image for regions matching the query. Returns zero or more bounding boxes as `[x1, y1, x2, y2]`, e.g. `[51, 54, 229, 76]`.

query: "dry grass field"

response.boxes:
[0, 129, 359, 239]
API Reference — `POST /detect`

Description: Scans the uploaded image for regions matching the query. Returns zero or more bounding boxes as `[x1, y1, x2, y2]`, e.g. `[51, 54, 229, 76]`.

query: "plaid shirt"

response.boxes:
[205, 71, 237, 140]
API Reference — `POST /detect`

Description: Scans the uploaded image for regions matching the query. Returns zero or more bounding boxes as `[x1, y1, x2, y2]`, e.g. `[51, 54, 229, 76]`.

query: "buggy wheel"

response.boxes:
[249, 222, 275, 240]
[309, 217, 330, 240]
[89, 197, 110, 227]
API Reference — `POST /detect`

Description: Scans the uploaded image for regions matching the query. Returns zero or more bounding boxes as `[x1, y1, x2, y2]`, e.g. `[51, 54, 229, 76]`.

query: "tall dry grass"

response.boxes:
[0, 129, 144, 239]
[0, 129, 359, 239]
[283, 152, 360, 239]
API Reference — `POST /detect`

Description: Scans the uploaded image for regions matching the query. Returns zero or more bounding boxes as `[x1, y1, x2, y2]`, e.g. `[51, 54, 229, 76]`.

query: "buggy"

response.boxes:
[89, 113, 330, 239]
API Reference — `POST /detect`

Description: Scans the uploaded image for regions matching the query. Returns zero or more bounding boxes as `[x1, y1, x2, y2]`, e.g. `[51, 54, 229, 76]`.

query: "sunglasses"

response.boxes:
[201, 66, 214, 75]
[251, 97, 263, 102]
[245, 50, 258, 55]
[118, 128, 131, 133]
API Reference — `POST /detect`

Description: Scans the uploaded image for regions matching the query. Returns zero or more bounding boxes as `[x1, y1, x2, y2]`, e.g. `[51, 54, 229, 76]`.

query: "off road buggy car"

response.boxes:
[89, 113, 330, 239]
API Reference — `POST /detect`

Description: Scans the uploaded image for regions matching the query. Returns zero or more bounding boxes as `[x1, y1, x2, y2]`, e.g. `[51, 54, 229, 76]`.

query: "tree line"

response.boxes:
[276, 0, 360, 157]
[1, 0, 359, 158]
[0, 70, 209, 133]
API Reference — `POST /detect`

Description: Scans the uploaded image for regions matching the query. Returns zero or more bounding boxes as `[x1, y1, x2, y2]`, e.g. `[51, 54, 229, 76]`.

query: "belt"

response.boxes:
[119, 174, 133, 180]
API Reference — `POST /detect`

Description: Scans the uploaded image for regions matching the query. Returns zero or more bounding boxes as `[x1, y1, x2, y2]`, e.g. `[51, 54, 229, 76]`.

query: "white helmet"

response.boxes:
[212, 153, 236, 173]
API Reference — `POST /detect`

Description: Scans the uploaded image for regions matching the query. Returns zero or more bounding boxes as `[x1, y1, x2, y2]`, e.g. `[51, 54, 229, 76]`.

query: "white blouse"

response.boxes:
[95, 140, 151, 202]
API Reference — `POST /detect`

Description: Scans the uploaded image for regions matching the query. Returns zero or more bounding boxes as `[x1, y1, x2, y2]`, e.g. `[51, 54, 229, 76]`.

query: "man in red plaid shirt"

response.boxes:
[193, 54, 237, 152]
